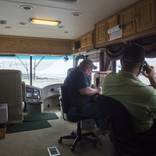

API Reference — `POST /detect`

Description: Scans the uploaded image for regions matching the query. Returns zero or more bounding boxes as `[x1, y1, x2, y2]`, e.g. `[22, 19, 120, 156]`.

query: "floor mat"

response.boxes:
[6, 120, 52, 133]
[24, 113, 59, 122]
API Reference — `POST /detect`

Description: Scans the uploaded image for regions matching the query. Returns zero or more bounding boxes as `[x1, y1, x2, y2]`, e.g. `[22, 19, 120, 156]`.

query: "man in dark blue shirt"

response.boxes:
[64, 59, 106, 132]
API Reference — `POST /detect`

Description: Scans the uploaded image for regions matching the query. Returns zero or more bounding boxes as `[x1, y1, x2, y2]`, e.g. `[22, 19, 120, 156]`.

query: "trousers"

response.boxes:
[138, 119, 156, 144]
[69, 103, 107, 132]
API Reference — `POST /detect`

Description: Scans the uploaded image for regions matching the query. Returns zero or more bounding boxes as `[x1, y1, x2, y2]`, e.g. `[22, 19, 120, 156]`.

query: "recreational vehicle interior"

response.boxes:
[0, 0, 156, 155]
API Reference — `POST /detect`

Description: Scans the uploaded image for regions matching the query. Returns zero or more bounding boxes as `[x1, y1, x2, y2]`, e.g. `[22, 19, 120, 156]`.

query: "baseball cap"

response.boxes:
[80, 59, 97, 69]
[122, 45, 145, 63]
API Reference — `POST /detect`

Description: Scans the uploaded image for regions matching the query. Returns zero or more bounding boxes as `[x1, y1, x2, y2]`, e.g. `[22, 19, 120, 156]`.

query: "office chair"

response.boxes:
[58, 85, 96, 151]
[97, 95, 156, 156]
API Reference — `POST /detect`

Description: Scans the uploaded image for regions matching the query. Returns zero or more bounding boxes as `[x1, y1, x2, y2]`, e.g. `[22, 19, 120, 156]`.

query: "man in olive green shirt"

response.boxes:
[102, 45, 156, 142]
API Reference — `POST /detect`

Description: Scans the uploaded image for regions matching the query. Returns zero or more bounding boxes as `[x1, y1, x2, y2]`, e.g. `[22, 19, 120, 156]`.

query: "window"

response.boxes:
[0, 55, 73, 88]
[116, 58, 156, 85]
[139, 58, 156, 85]
[0, 55, 30, 84]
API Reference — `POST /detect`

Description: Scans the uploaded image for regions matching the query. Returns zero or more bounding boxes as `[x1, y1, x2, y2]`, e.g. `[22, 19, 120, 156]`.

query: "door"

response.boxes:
[120, 6, 136, 36]
[136, 0, 155, 32]
[96, 20, 107, 45]
[107, 14, 119, 41]
[81, 32, 92, 48]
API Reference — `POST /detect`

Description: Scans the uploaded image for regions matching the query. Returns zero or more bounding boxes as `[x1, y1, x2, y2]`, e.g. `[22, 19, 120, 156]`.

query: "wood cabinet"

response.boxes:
[95, 14, 118, 45]
[120, 0, 156, 36]
[72, 0, 156, 51]
[72, 31, 94, 54]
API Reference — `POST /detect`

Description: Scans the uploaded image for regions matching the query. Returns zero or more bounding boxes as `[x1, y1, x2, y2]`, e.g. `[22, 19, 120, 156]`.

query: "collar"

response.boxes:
[118, 70, 141, 82]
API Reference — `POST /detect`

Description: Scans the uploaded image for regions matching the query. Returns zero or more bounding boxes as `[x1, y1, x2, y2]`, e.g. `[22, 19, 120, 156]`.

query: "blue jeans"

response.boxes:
[69, 103, 107, 132]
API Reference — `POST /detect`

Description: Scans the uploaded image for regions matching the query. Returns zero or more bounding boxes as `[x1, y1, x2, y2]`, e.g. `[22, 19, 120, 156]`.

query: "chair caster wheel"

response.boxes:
[70, 146, 75, 151]
[92, 133, 96, 137]
[92, 143, 96, 147]
[58, 138, 62, 143]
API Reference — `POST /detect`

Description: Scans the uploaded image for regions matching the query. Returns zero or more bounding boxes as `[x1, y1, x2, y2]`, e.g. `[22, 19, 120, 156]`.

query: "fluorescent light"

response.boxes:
[29, 18, 60, 26]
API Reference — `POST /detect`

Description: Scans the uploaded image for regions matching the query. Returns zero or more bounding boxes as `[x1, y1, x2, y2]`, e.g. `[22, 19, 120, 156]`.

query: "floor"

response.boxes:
[0, 107, 104, 156]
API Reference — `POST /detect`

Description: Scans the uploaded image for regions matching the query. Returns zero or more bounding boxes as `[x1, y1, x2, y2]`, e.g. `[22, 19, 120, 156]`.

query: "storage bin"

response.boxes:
[0, 124, 6, 139]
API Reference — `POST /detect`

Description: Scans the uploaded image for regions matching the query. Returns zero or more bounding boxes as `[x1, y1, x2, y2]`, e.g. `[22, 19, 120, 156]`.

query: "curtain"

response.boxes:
[106, 35, 156, 61]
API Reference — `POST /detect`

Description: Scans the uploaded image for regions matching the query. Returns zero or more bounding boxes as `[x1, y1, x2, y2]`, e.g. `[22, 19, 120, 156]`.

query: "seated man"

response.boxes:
[64, 59, 107, 132]
[102, 45, 156, 143]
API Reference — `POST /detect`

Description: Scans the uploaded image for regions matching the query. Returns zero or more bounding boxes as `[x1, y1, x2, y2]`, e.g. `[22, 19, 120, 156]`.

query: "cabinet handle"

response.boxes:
[103, 29, 106, 35]
[132, 15, 135, 24]
[136, 17, 139, 23]
[84, 38, 87, 44]
[104, 28, 107, 35]
[106, 27, 108, 34]
[135, 13, 139, 23]
[136, 13, 139, 17]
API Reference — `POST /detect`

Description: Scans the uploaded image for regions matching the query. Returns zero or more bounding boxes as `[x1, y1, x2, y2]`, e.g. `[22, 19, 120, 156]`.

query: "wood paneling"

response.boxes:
[0, 35, 73, 55]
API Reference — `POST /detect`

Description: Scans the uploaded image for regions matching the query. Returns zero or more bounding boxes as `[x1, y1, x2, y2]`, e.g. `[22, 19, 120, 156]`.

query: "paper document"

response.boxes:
[47, 146, 60, 156]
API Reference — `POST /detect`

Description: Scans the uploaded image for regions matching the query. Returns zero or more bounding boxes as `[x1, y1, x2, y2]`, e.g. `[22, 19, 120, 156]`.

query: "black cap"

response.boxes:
[122, 45, 145, 63]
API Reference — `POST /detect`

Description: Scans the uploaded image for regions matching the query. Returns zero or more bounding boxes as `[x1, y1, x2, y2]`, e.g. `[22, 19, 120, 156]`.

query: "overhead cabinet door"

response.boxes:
[81, 33, 92, 48]
[96, 20, 107, 44]
[96, 14, 118, 45]
[120, 6, 136, 36]
[107, 14, 119, 41]
[137, 0, 156, 32]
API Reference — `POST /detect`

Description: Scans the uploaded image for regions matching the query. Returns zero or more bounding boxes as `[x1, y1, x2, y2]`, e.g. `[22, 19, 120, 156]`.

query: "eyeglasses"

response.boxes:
[88, 66, 93, 71]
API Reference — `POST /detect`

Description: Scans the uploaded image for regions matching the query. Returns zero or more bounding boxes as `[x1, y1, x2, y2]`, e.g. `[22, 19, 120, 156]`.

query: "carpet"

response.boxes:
[24, 113, 59, 122]
[6, 113, 59, 134]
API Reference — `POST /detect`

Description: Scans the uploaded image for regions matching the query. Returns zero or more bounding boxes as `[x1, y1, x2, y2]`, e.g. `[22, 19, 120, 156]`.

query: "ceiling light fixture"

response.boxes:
[57, 25, 65, 29]
[29, 18, 60, 26]
[18, 22, 26, 25]
[71, 12, 82, 16]
[21, 5, 33, 10]
[5, 26, 11, 29]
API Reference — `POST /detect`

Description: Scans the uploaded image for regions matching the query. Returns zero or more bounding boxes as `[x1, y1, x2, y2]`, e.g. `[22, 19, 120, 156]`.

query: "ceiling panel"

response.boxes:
[0, 0, 139, 39]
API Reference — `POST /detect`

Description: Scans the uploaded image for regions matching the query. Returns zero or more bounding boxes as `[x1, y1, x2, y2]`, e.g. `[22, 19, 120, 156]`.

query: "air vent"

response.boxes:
[48, 0, 79, 4]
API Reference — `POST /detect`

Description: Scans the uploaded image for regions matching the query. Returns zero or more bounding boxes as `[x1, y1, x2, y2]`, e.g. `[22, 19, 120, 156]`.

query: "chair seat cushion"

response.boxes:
[67, 114, 93, 122]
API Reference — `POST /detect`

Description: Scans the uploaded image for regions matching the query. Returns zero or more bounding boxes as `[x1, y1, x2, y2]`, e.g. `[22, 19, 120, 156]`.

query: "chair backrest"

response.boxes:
[0, 69, 23, 124]
[61, 85, 70, 114]
[97, 95, 136, 142]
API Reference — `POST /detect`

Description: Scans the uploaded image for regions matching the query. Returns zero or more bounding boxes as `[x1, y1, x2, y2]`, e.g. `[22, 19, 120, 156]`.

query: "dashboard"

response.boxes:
[42, 83, 62, 100]
[26, 85, 42, 103]
[25, 83, 62, 104]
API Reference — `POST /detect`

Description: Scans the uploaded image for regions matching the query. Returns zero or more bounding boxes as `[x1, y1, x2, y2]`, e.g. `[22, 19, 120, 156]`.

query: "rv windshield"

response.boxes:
[0, 55, 73, 88]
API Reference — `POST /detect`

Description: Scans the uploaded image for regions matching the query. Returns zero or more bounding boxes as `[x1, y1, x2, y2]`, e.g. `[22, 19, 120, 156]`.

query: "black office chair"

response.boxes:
[58, 85, 96, 151]
[97, 95, 156, 156]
